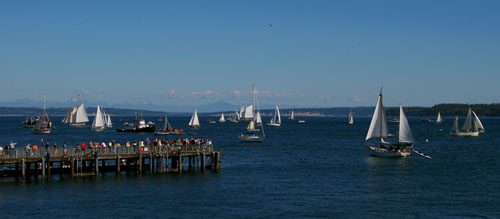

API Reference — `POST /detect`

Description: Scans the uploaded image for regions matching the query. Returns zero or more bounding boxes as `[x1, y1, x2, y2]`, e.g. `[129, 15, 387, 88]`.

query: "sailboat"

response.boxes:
[240, 85, 265, 142]
[155, 115, 181, 135]
[266, 105, 281, 126]
[289, 110, 295, 120]
[106, 113, 112, 128]
[62, 96, 89, 126]
[32, 96, 52, 134]
[436, 112, 443, 124]
[91, 105, 105, 131]
[219, 113, 226, 123]
[364, 90, 414, 157]
[451, 108, 485, 137]
[348, 110, 354, 125]
[188, 109, 201, 128]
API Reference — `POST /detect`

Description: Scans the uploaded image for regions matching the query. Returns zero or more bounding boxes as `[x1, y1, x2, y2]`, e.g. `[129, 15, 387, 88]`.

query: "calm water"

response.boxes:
[0, 116, 499, 218]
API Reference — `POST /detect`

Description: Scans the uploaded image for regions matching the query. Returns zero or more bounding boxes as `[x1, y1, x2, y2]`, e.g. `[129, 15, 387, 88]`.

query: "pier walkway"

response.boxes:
[0, 143, 221, 179]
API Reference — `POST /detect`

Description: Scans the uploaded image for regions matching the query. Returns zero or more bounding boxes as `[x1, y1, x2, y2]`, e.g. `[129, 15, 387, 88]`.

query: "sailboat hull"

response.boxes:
[366, 145, 412, 157]
[266, 123, 280, 127]
[189, 125, 201, 129]
[92, 127, 105, 131]
[69, 123, 87, 127]
[239, 135, 264, 142]
[451, 131, 480, 137]
[31, 128, 51, 134]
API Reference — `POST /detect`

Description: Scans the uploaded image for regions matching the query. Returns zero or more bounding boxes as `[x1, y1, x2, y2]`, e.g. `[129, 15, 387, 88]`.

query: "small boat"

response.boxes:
[421, 118, 434, 123]
[117, 112, 155, 133]
[364, 89, 414, 157]
[298, 120, 306, 123]
[207, 119, 216, 124]
[188, 132, 198, 136]
[219, 113, 226, 123]
[188, 109, 201, 128]
[348, 110, 354, 125]
[22, 116, 42, 127]
[451, 108, 485, 137]
[289, 110, 295, 120]
[436, 112, 443, 124]
[154, 116, 181, 135]
[266, 105, 281, 127]
[32, 96, 52, 134]
[91, 105, 105, 131]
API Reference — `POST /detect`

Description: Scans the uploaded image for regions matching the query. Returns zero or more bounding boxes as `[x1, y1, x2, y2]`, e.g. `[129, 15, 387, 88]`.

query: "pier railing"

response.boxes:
[0, 144, 214, 160]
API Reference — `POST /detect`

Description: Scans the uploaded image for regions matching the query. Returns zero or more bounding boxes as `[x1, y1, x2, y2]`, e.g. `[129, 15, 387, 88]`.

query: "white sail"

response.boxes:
[461, 108, 473, 131]
[219, 113, 226, 123]
[189, 109, 200, 127]
[276, 105, 281, 124]
[255, 112, 262, 125]
[239, 106, 245, 119]
[247, 120, 255, 131]
[366, 93, 388, 141]
[398, 105, 414, 143]
[452, 115, 459, 131]
[101, 109, 107, 126]
[244, 105, 254, 119]
[349, 111, 354, 124]
[235, 111, 241, 120]
[70, 107, 77, 123]
[92, 105, 105, 129]
[106, 114, 112, 127]
[75, 104, 89, 123]
[472, 111, 485, 131]
[290, 110, 295, 120]
[436, 112, 443, 124]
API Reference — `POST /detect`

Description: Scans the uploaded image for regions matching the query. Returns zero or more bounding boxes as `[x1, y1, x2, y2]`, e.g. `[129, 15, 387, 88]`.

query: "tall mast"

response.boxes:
[379, 88, 383, 142]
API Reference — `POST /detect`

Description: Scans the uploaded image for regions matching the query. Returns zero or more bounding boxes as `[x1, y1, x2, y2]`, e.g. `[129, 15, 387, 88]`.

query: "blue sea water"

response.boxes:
[0, 116, 499, 218]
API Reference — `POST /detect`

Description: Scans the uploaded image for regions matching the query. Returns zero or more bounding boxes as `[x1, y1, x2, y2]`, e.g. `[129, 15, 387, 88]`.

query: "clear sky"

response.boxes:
[1, 0, 499, 108]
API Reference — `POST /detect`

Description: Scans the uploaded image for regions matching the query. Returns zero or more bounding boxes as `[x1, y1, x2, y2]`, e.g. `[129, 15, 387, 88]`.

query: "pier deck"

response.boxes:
[0, 144, 221, 179]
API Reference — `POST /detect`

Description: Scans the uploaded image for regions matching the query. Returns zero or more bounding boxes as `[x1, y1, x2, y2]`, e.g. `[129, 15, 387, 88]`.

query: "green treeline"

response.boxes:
[387, 104, 500, 117]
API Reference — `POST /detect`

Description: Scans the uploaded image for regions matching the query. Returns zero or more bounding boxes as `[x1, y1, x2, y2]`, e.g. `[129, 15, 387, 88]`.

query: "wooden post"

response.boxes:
[178, 150, 182, 173]
[165, 151, 169, 172]
[95, 157, 99, 176]
[116, 156, 121, 173]
[149, 153, 153, 173]
[71, 157, 75, 177]
[138, 152, 143, 174]
[21, 159, 25, 179]
[46, 153, 51, 177]
[41, 158, 46, 178]
[201, 152, 205, 171]
[196, 153, 200, 170]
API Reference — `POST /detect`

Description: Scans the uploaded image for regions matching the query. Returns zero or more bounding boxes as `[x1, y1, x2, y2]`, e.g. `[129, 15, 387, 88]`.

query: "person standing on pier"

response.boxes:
[25, 144, 32, 156]
[53, 142, 58, 155]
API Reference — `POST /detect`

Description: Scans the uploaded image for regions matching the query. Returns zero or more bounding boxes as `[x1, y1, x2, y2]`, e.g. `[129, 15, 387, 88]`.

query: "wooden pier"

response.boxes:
[0, 144, 221, 179]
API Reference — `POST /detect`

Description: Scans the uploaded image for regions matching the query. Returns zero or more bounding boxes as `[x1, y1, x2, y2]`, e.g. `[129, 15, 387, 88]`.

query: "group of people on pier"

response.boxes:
[1, 138, 213, 157]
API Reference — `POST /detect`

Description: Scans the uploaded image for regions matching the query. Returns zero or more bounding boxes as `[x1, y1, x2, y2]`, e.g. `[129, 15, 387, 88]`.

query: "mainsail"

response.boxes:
[461, 108, 473, 131]
[472, 111, 485, 132]
[74, 104, 89, 123]
[247, 120, 255, 131]
[275, 105, 281, 124]
[92, 105, 105, 129]
[189, 109, 200, 127]
[219, 113, 226, 123]
[349, 111, 354, 124]
[290, 110, 295, 120]
[106, 114, 112, 127]
[366, 92, 388, 141]
[436, 112, 443, 124]
[244, 105, 254, 119]
[398, 105, 414, 143]
[255, 112, 262, 125]
[452, 115, 459, 132]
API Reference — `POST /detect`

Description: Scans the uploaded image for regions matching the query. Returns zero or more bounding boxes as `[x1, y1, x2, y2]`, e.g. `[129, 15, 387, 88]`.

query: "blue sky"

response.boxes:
[1, 0, 499, 108]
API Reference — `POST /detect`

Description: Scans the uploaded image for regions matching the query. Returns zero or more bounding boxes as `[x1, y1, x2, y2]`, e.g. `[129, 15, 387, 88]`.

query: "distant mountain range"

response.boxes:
[0, 99, 298, 113]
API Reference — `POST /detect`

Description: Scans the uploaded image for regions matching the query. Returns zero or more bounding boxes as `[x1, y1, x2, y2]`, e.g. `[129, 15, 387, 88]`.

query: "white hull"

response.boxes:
[239, 135, 264, 142]
[298, 120, 305, 123]
[189, 125, 201, 129]
[31, 128, 51, 134]
[69, 123, 87, 127]
[92, 127, 105, 131]
[266, 123, 280, 127]
[451, 131, 480, 137]
[366, 145, 412, 157]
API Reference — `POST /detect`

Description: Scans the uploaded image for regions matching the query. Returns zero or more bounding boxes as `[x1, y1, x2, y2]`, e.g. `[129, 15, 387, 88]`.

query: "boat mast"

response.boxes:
[379, 88, 383, 143]
[254, 84, 265, 137]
